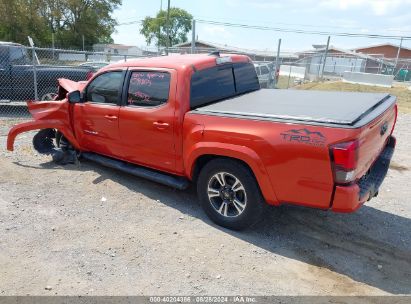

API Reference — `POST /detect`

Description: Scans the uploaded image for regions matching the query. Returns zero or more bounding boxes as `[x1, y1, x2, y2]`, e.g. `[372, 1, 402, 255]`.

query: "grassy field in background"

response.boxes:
[295, 81, 411, 113]
[276, 76, 297, 89]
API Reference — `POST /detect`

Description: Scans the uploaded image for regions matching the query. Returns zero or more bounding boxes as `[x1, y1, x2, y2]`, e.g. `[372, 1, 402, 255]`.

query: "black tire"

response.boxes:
[39, 87, 58, 101]
[197, 158, 265, 230]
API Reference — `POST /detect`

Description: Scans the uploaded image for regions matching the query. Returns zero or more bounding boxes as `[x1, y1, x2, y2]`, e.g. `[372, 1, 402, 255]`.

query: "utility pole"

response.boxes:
[191, 19, 196, 54]
[158, 0, 163, 54]
[393, 37, 403, 75]
[165, 0, 171, 55]
[82, 35, 85, 51]
[320, 36, 330, 81]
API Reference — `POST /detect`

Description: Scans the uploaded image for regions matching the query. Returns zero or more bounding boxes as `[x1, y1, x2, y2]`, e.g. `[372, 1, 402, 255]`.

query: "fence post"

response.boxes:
[320, 36, 330, 81]
[393, 37, 403, 76]
[52, 32, 55, 60]
[271, 38, 281, 89]
[191, 19, 196, 54]
[29, 43, 38, 100]
[287, 65, 292, 89]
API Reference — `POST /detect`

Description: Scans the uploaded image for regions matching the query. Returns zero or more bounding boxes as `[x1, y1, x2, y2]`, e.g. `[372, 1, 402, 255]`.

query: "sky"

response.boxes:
[112, 0, 411, 52]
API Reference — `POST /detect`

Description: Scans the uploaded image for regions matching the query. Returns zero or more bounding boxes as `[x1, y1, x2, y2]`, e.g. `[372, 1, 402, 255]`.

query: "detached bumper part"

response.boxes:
[332, 136, 395, 213]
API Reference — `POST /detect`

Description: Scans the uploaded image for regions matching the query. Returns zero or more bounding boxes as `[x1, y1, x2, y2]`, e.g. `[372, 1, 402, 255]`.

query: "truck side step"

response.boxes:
[82, 152, 190, 190]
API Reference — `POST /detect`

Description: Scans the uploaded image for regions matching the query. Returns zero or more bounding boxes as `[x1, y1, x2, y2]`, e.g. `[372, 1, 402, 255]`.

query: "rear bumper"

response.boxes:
[331, 136, 396, 213]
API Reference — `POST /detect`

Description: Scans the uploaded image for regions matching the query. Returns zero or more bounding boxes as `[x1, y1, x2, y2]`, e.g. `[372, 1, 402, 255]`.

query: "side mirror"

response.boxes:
[67, 90, 82, 103]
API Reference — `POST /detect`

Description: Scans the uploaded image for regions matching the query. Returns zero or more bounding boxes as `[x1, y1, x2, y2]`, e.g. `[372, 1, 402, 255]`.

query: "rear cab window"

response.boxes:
[190, 62, 260, 109]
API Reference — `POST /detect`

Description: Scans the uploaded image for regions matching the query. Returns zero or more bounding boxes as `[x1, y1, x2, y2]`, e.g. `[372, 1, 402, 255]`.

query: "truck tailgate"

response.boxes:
[355, 102, 397, 179]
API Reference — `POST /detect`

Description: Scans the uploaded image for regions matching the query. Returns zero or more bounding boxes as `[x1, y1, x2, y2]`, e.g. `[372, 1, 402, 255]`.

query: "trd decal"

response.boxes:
[280, 128, 326, 146]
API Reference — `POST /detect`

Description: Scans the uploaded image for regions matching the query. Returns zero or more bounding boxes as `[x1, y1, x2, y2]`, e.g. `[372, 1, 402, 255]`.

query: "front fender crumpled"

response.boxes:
[7, 119, 79, 152]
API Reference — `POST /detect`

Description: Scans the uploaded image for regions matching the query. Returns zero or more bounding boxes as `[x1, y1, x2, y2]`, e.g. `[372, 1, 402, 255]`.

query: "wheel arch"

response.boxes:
[185, 143, 278, 205]
[7, 120, 80, 152]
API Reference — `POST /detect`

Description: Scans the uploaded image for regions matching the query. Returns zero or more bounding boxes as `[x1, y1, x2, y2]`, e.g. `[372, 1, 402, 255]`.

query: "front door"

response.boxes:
[0, 46, 11, 100]
[73, 70, 125, 157]
[118, 69, 177, 173]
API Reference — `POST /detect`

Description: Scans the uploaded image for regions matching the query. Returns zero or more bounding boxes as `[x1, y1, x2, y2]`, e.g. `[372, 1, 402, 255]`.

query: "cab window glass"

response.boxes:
[86, 71, 123, 104]
[127, 71, 170, 107]
[190, 62, 259, 108]
[260, 65, 269, 74]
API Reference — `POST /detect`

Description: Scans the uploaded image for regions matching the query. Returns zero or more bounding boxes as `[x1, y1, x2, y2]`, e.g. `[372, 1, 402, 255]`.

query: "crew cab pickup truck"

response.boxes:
[7, 53, 397, 230]
[0, 42, 94, 101]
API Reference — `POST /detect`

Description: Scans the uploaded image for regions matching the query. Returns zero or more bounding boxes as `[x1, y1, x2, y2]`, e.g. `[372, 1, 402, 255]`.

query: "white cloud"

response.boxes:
[202, 25, 233, 40]
[225, 0, 284, 9]
[319, 0, 411, 16]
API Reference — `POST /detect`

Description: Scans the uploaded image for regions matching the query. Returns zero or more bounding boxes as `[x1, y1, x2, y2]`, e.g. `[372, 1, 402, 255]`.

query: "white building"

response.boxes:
[93, 44, 143, 56]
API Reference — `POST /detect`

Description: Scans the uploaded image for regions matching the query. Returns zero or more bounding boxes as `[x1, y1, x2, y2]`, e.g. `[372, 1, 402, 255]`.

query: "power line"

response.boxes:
[115, 17, 411, 40]
[192, 14, 411, 34]
[196, 19, 411, 40]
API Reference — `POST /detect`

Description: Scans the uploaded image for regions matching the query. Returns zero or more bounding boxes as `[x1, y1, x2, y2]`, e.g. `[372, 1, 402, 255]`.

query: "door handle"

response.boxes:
[153, 121, 170, 130]
[104, 114, 118, 120]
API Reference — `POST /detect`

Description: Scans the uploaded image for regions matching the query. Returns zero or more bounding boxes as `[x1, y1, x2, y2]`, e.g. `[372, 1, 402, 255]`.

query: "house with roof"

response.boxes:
[93, 44, 143, 56]
[353, 43, 411, 59]
[353, 43, 411, 79]
[296, 45, 395, 78]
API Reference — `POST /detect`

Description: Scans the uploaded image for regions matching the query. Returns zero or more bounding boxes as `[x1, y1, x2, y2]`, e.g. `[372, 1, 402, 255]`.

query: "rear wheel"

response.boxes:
[197, 158, 265, 230]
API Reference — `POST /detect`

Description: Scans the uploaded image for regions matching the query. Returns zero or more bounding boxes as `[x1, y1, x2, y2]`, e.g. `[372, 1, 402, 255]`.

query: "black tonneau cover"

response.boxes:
[191, 89, 395, 128]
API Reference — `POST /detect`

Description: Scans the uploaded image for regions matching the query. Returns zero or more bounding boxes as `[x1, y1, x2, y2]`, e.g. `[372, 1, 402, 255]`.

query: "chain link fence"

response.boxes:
[1, 41, 411, 122]
[0, 43, 151, 120]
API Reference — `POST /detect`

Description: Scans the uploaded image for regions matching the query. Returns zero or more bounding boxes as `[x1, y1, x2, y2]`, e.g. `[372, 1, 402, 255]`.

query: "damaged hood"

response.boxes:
[58, 78, 88, 93]
[24, 78, 88, 120]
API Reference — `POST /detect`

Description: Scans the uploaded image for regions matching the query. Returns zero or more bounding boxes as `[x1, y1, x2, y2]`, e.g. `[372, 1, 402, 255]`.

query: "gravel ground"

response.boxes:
[0, 113, 410, 296]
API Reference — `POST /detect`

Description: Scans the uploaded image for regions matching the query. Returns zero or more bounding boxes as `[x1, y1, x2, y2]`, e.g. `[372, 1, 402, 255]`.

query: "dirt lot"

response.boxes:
[0, 113, 410, 296]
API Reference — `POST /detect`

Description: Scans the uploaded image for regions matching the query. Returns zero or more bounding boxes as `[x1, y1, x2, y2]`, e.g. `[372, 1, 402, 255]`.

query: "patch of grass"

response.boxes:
[295, 81, 411, 113]
[277, 76, 297, 89]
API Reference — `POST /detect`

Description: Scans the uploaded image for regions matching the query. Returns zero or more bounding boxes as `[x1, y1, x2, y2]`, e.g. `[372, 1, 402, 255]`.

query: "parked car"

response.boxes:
[78, 61, 109, 70]
[7, 53, 397, 230]
[254, 62, 279, 88]
[0, 41, 94, 101]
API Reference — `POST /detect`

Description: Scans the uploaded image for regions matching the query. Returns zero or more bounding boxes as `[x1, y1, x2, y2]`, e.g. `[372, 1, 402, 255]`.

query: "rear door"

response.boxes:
[73, 69, 125, 157]
[118, 68, 177, 173]
[9, 46, 34, 100]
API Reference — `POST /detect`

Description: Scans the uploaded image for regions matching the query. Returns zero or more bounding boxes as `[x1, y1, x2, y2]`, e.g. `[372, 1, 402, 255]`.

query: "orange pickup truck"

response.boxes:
[7, 53, 397, 230]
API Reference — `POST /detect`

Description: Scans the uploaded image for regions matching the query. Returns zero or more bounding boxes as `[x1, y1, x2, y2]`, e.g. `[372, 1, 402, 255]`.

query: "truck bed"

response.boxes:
[191, 89, 396, 128]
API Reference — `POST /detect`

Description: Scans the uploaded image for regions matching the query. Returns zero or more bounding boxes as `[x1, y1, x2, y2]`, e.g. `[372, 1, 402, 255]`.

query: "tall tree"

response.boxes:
[0, 0, 121, 49]
[140, 7, 193, 48]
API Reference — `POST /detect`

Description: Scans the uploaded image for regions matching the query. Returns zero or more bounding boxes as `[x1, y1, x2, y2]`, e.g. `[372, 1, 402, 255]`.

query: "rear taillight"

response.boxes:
[86, 71, 94, 80]
[331, 140, 359, 184]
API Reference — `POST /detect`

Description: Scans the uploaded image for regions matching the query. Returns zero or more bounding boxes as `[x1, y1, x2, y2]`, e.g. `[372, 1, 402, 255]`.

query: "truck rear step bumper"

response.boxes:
[331, 136, 395, 213]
